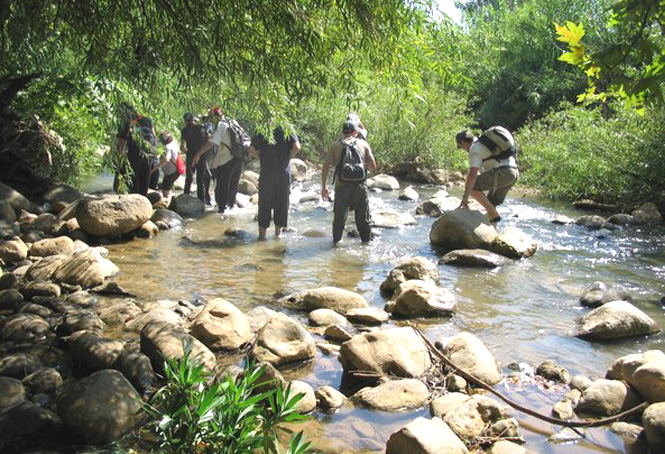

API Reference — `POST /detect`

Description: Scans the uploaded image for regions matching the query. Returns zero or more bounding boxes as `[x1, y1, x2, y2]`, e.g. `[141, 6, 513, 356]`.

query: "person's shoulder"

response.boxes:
[470, 141, 488, 155]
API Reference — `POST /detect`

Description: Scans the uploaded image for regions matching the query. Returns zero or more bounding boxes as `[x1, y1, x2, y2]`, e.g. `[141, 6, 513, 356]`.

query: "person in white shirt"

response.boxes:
[151, 131, 182, 198]
[192, 107, 235, 213]
[455, 129, 519, 224]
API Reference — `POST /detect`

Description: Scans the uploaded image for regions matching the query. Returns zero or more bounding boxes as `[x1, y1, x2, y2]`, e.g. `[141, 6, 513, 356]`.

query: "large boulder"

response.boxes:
[21, 280, 61, 298]
[430, 209, 499, 250]
[0, 199, 17, 222]
[0, 237, 29, 264]
[242, 170, 259, 186]
[441, 394, 507, 440]
[609, 351, 665, 403]
[29, 236, 75, 257]
[489, 227, 537, 259]
[339, 327, 431, 378]
[367, 174, 400, 190]
[0, 288, 23, 311]
[127, 308, 182, 332]
[437, 332, 501, 385]
[289, 380, 316, 413]
[1, 313, 50, 342]
[352, 379, 430, 411]
[278, 287, 368, 313]
[345, 307, 390, 325]
[580, 282, 631, 308]
[52, 248, 119, 288]
[251, 313, 316, 367]
[68, 330, 125, 371]
[606, 351, 665, 381]
[140, 321, 217, 373]
[0, 376, 25, 409]
[56, 369, 143, 444]
[171, 193, 205, 218]
[0, 182, 30, 213]
[308, 308, 348, 327]
[439, 249, 510, 268]
[25, 254, 68, 281]
[399, 186, 420, 201]
[575, 215, 613, 231]
[380, 256, 439, 296]
[416, 195, 463, 217]
[643, 402, 665, 453]
[114, 347, 155, 393]
[632, 202, 662, 224]
[76, 194, 152, 237]
[290, 159, 308, 181]
[0, 353, 39, 378]
[371, 210, 418, 228]
[41, 184, 82, 206]
[574, 300, 660, 340]
[576, 379, 643, 416]
[386, 417, 469, 454]
[151, 208, 184, 230]
[386, 279, 456, 318]
[238, 179, 258, 196]
[190, 298, 252, 350]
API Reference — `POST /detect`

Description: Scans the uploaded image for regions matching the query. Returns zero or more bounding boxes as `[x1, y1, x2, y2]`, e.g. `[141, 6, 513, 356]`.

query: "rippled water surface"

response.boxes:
[97, 174, 665, 454]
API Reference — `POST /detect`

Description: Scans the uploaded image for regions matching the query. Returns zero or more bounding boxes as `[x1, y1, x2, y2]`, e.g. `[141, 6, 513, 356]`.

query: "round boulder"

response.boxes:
[290, 159, 308, 182]
[289, 380, 316, 413]
[151, 208, 184, 230]
[0, 376, 26, 409]
[398, 186, 420, 201]
[386, 416, 469, 454]
[345, 307, 390, 325]
[371, 210, 418, 228]
[575, 300, 660, 340]
[68, 330, 125, 371]
[576, 378, 643, 416]
[190, 298, 252, 350]
[315, 385, 347, 411]
[29, 236, 75, 257]
[437, 332, 502, 385]
[352, 378, 430, 411]
[580, 282, 631, 308]
[367, 174, 400, 190]
[251, 314, 316, 368]
[430, 209, 499, 250]
[238, 179, 258, 196]
[643, 402, 665, 453]
[25, 254, 68, 281]
[0, 353, 40, 378]
[308, 308, 348, 327]
[76, 194, 152, 237]
[52, 248, 119, 288]
[279, 286, 368, 314]
[632, 202, 662, 224]
[0, 237, 29, 264]
[386, 279, 456, 318]
[439, 249, 510, 268]
[380, 256, 439, 296]
[488, 226, 538, 259]
[140, 321, 216, 373]
[56, 369, 143, 444]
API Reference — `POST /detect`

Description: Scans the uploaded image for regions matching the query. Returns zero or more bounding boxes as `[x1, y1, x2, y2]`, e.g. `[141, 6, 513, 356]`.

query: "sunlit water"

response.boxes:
[92, 174, 665, 454]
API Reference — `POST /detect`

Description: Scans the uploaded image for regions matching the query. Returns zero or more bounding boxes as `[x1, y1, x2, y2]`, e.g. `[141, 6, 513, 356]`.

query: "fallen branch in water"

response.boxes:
[410, 325, 648, 428]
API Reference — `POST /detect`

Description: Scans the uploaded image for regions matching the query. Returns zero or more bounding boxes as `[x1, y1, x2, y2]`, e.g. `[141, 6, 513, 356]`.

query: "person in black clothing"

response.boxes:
[115, 104, 157, 196]
[180, 112, 211, 204]
[248, 127, 301, 239]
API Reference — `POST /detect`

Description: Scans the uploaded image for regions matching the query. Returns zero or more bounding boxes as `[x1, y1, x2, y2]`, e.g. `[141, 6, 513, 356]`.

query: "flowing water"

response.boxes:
[92, 174, 665, 454]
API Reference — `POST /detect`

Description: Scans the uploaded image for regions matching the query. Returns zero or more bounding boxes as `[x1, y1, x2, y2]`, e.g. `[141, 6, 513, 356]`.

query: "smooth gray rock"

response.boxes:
[1, 313, 50, 342]
[151, 208, 184, 230]
[580, 282, 631, 308]
[76, 194, 152, 237]
[643, 402, 665, 453]
[68, 330, 124, 371]
[439, 249, 510, 268]
[575, 300, 660, 340]
[386, 416, 469, 454]
[278, 286, 368, 313]
[576, 379, 643, 416]
[386, 279, 456, 318]
[171, 193, 205, 218]
[345, 307, 390, 325]
[437, 332, 502, 385]
[352, 379, 429, 411]
[308, 308, 348, 327]
[315, 385, 347, 411]
[190, 298, 252, 351]
[380, 256, 439, 296]
[251, 313, 316, 368]
[141, 321, 216, 373]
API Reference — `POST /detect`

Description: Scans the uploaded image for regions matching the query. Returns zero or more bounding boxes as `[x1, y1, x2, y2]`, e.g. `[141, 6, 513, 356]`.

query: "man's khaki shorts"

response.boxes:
[474, 166, 519, 206]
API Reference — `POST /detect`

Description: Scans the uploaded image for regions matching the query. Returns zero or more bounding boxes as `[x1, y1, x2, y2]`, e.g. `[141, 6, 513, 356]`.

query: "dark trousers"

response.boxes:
[184, 156, 195, 195]
[258, 176, 290, 228]
[227, 158, 243, 209]
[211, 160, 234, 213]
[333, 183, 371, 243]
[129, 156, 151, 196]
[185, 155, 211, 204]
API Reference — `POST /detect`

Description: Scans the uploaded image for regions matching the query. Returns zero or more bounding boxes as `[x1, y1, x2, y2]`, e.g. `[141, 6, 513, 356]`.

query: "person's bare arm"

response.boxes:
[192, 140, 213, 167]
[290, 139, 301, 158]
[321, 145, 335, 201]
[460, 167, 479, 208]
[365, 144, 377, 171]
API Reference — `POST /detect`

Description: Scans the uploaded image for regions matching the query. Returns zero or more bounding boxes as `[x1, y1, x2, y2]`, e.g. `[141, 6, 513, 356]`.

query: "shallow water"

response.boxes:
[98, 175, 665, 454]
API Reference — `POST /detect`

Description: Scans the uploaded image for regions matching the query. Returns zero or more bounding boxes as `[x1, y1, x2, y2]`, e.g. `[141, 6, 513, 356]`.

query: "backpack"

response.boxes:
[478, 126, 517, 162]
[335, 139, 367, 183]
[129, 121, 156, 158]
[223, 119, 251, 159]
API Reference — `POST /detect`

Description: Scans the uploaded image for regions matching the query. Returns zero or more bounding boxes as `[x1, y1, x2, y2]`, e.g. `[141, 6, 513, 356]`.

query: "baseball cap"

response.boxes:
[342, 121, 359, 133]
[456, 130, 474, 147]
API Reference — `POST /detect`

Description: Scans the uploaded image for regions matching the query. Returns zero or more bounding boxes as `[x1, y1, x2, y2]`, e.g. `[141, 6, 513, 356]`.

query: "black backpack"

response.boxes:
[223, 119, 251, 159]
[335, 139, 367, 183]
[478, 126, 517, 162]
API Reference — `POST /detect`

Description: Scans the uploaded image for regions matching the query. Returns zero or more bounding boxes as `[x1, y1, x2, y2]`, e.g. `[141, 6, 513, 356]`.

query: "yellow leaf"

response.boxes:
[555, 22, 585, 47]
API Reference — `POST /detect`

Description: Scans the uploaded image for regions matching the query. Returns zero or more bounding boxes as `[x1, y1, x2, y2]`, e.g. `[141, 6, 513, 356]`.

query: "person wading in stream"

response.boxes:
[322, 120, 377, 244]
[248, 127, 301, 239]
[115, 104, 157, 196]
[180, 112, 211, 205]
[455, 128, 519, 225]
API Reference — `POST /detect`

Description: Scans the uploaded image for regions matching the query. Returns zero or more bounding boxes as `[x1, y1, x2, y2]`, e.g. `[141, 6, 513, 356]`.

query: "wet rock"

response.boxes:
[380, 256, 439, 296]
[386, 416, 469, 454]
[580, 282, 631, 308]
[66, 290, 98, 307]
[487, 417, 519, 438]
[97, 300, 142, 325]
[0, 353, 39, 378]
[34, 213, 58, 233]
[487, 440, 526, 454]
[415, 195, 461, 217]
[29, 237, 74, 259]
[576, 378, 643, 416]
[430, 208, 499, 250]
[127, 308, 181, 332]
[308, 308, 348, 327]
[447, 374, 467, 392]
[607, 213, 635, 225]
[23, 368, 63, 394]
[643, 402, 665, 452]
[0, 376, 25, 408]
[610, 421, 644, 439]
[53, 248, 119, 288]
[575, 215, 612, 231]
[570, 375, 593, 392]
[437, 332, 502, 385]
[536, 360, 570, 384]
[489, 226, 538, 259]
[353, 378, 429, 411]
[399, 186, 420, 201]
[251, 361, 286, 393]
[190, 298, 252, 351]
[89, 281, 133, 296]
[238, 179, 258, 196]
[632, 202, 662, 224]
[631, 359, 665, 403]
[0, 272, 19, 290]
[135, 220, 159, 238]
[25, 254, 67, 281]
[302, 229, 326, 237]
[549, 426, 584, 443]
[0, 237, 29, 264]
[171, 193, 205, 218]
[443, 394, 507, 440]
[151, 208, 184, 230]
[575, 300, 660, 340]
[0, 400, 61, 440]
[141, 321, 217, 373]
[439, 249, 510, 268]
[345, 307, 389, 325]
[16, 302, 53, 318]
[246, 305, 279, 333]
[61, 309, 104, 335]
[1, 313, 50, 342]
[386, 280, 456, 318]
[279, 286, 368, 313]
[76, 194, 152, 237]
[113, 346, 155, 394]
[367, 174, 399, 190]
[316, 385, 347, 411]
[289, 380, 316, 413]
[68, 330, 124, 371]
[0, 288, 24, 310]
[339, 327, 431, 378]
[371, 210, 417, 228]
[57, 369, 143, 443]
[251, 313, 316, 368]
[290, 159, 308, 182]
[552, 398, 575, 420]
[316, 342, 340, 356]
[22, 281, 62, 299]
[324, 324, 353, 343]
[430, 392, 470, 418]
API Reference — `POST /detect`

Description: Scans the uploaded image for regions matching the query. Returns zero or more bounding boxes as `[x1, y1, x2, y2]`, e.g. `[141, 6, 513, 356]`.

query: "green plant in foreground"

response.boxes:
[144, 348, 313, 454]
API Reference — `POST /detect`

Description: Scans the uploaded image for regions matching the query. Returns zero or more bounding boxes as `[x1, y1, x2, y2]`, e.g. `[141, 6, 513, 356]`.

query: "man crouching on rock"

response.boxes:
[455, 129, 519, 225]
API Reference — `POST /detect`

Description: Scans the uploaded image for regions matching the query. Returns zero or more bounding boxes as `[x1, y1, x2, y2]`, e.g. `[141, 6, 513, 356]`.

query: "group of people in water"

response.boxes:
[114, 103, 518, 243]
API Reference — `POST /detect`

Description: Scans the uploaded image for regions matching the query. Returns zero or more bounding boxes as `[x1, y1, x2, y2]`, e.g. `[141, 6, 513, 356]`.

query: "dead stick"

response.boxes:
[411, 326, 648, 428]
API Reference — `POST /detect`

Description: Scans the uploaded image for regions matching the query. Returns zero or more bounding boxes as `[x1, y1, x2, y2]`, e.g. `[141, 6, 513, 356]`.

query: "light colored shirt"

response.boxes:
[209, 120, 233, 168]
[162, 141, 180, 175]
[468, 140, 517, 173]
